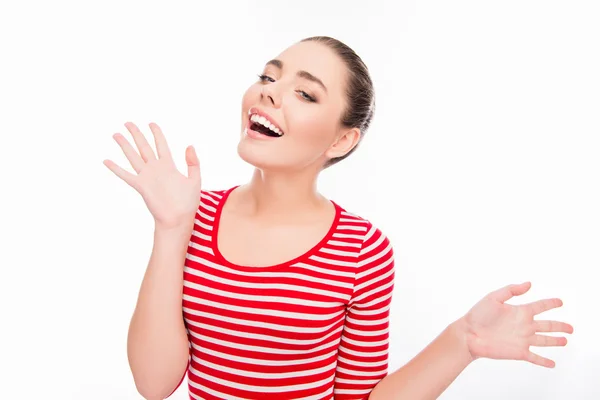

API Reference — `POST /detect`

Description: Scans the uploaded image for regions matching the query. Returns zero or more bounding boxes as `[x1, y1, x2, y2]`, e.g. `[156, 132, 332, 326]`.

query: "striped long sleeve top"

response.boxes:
[170, 187, 395, 400]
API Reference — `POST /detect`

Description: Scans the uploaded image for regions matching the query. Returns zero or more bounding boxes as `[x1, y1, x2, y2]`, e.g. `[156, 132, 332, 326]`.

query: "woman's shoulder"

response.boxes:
[200, 186, 235, 197]
[198, 186, 237, 204]
[332, 201, 391, 245]
[333, 202, 395, 278]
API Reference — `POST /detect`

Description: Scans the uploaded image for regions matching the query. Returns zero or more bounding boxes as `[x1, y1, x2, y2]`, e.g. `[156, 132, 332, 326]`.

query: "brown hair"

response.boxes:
[301, 36, 375, 168]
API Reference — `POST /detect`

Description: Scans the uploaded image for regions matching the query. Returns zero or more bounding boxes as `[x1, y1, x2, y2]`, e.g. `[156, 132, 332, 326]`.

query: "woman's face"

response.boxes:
[238, 41, 360, 172]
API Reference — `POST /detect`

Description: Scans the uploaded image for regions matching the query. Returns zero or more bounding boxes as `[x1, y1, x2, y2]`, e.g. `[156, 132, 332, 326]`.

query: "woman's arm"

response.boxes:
[370, 282, 573, 400]
[333, 225, 395, 399]
[369, 318, 473, 400]
[127, 226, 191, 400]
[104, 121, 203, 399]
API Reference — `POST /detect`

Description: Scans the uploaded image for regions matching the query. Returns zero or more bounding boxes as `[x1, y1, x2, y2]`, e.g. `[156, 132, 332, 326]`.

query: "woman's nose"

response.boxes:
[261, 84, 280, 107]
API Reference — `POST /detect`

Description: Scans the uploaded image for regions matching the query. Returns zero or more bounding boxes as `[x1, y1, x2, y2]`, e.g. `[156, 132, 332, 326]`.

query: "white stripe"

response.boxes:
[353, 290, 393, 309]
[205, 190, 223, 198]
[201, 192, 219, 206]
[297, 389, 334, 400]
[342, 335, 389, 348]
[334, 388, 371, 396]
[309, 255, 356, 268]
[340, 210, 364, 219]
[335, 377, 381, 385]
[353, 279, 394, 304]
[187, 242, 213, 255]
[350, 304, 390, 316]
[345, 316, 388, 326]
[335, 366, 387, 377]
[337, 224, 367, 232]
[187, 325, 343, 355]
[337, 355, 387, 368]
[364, 224, 377, 241]
[343, 325, 389, 337]
[293, 262, 355, 279]
[363, 231, 385, 253]
[189, 377, 247, 400]
[183, 302, 346, 333]
[319, 247, 357, 257]
[355, 263, 394, 291]
[196, 209, 214, 221]
[327, 239, 362, 248]
[332, 233, 363, 240]
[338, 344, 388, 358]
[188, 365, 336, 393]
[190, 340, 339, 366]
[358, 242, 390, 268]
[185, 268, 352, 298]
[184, 254, 355, 286]
[194, 219, 212, 231]
[357, 246, 393, 275]
[190, 230, 211, 242]
[183, 280, 347, 310]
[185, 317, 345, 347]
[191, 353, 338, 379]
[338, 217, 368, 224]
[199, 202, 217, 213]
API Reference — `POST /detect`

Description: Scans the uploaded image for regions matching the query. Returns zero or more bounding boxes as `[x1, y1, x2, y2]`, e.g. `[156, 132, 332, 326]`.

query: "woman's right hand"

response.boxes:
[103, 121, 202, 232]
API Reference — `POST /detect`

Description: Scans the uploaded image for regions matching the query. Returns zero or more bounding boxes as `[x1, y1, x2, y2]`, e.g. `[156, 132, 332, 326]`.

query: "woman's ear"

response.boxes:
[326, 127, 361, 159]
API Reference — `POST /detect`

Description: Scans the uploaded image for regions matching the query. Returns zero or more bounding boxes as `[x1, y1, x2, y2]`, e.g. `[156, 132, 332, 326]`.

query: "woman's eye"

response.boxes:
[256, 75, 316, 103]
[258, 74, 275, 83]
[298, 91, 316, 102]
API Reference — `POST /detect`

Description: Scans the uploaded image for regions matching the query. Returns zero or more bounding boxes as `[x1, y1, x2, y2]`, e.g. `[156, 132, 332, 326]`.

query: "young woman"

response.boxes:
[104, 36, 573, 400]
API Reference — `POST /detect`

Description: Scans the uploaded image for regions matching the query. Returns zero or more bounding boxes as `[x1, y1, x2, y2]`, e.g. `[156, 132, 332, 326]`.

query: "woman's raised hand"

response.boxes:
[103, 122, 202, 231]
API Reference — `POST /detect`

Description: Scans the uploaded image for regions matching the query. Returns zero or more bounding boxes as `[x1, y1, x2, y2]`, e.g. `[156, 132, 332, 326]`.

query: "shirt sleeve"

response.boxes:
[333, 224, 395, 400]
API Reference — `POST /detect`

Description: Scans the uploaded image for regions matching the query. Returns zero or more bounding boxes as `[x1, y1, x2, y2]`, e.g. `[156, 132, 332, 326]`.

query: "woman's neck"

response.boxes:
[233, 167, 328, 219]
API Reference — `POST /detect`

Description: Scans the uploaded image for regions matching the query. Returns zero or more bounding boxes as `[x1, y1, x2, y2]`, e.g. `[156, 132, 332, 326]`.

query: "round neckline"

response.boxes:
[211, 185, 342, 271]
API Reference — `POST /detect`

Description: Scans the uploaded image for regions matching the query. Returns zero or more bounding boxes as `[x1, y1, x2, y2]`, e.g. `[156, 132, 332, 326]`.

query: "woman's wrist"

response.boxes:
[154, 222, 193, 240]
[448, 316, 476, 365]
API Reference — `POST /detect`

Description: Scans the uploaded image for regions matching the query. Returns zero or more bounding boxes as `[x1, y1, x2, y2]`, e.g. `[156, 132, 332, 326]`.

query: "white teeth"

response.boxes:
[250, 113, 283, 136]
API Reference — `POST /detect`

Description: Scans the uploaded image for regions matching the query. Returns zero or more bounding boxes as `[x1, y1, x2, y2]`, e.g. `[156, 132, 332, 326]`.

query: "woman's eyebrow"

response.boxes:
[265, 59, 328, 93]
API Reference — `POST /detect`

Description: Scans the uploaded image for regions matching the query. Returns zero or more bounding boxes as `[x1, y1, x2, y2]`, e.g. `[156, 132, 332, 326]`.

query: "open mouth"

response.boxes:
[249, 113, 284, 137]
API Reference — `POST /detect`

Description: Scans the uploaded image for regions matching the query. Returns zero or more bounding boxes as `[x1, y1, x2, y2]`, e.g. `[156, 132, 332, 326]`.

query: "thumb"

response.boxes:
[491, 281, 531, 303]
[185, 145, 201, 183]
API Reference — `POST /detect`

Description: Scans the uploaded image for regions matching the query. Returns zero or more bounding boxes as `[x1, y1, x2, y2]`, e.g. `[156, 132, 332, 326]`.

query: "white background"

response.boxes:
[1, 0, 598, 399]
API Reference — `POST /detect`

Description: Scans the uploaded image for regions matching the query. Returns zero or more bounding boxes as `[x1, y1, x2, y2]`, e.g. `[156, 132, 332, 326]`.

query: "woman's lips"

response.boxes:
[244, 125, 280, 140]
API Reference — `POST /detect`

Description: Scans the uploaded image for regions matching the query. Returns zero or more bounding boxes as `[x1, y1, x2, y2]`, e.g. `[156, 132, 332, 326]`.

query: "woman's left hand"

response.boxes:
[461, 281, 573, 368]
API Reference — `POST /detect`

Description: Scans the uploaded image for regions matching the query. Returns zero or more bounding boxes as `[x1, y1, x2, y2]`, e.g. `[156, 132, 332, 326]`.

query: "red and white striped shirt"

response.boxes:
[171, 187, 395, 400]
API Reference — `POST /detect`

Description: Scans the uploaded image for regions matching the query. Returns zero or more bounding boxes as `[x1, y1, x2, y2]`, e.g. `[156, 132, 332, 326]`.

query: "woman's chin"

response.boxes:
[236, 142, 301, 172]
[237, 141, 279, 170]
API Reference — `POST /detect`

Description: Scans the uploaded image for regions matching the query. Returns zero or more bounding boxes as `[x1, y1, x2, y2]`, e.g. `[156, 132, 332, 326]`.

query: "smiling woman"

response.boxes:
[236, 37, 372, 172]
[103, 36, 573, 400]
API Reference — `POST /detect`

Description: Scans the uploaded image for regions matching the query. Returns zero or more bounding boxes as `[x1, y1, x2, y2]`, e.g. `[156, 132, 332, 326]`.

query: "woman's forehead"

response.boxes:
[272, 41, 347, 92]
